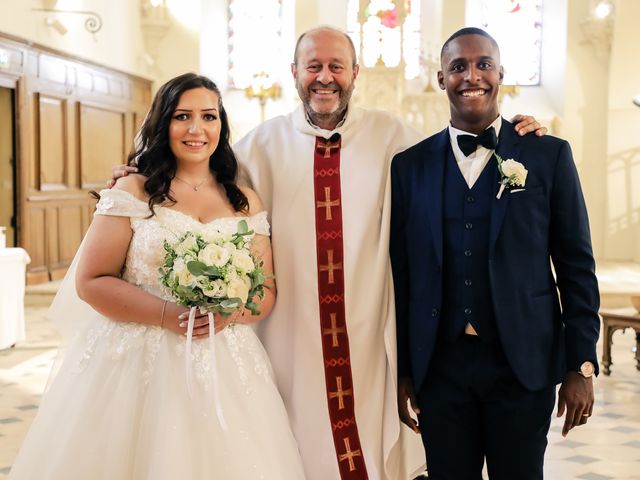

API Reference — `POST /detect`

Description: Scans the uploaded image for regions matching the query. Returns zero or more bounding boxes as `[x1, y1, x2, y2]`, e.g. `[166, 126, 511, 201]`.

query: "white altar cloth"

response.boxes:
[0, 248, 30, 349]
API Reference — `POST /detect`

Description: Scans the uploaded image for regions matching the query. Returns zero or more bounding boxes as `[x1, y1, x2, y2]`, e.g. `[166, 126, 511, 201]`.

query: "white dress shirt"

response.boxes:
[448, 116, 502, 188]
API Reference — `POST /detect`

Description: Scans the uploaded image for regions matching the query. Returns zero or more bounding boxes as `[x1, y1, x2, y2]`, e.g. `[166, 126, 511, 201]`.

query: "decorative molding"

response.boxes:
[353, 65, 405, 117]
[140, 0, 171, 63]
[580, 17, 614, 58]
[32, 8, 103, 34]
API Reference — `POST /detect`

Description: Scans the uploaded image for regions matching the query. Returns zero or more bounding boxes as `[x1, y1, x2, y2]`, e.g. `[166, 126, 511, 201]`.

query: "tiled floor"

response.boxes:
[1, 304, 640, 479]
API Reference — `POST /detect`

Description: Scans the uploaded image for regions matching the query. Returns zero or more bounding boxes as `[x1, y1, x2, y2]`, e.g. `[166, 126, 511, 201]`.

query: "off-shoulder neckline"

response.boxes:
[100, 188, 267, 226]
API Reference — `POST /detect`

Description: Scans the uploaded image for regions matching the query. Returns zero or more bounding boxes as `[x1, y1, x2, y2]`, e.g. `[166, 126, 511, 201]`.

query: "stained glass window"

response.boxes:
[466, 0, 543, 86]
[228, 0, 283, 89]
[347, 0, 421, 80]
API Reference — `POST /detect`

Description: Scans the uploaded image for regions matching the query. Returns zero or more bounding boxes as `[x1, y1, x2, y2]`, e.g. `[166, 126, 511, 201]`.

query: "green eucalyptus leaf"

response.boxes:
[187, 261, 207, 276]
[220, 298, 242, 309]
[203, 265, 221, 277]
[237, 220, 248, 234]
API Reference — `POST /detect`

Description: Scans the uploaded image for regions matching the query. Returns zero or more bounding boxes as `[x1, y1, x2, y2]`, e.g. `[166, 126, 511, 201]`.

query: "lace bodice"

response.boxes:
[95, 189, 270, 299]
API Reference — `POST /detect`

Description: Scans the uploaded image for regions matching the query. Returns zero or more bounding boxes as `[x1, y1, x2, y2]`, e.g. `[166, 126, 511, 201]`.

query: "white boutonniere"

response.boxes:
[495, 154, 528, 199]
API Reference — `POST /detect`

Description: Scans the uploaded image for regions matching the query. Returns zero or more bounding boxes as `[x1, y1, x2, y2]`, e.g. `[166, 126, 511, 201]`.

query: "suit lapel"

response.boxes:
[424, 128, 447, 266]
[489, 118, 522, 252]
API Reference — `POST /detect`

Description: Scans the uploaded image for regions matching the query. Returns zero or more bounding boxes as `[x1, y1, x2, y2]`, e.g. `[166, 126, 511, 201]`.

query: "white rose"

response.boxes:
[223, 242, 237, 252]
[170, 259, 189, 286]
[226, 275, 251, 304]
[203, 279, 227, 298]
[200, 230, 224, 244]
[172, 257, 187, 274]
[501, 159, 528, 186]
[231, 249, 255, 273]
[178, 268, 196, 287]
[176, 235, 198, 256]
[198, 244, 231, 267]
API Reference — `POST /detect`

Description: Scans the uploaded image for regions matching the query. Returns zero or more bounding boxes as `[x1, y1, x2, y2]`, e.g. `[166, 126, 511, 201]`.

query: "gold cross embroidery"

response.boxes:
[328, 376, 353, 410]
[317, 139, 340, 158]
[338, 437, 362, 472]
[319, 250, 342, 285]
[316, 186, 340, 221]
[322, 313, 347, 348]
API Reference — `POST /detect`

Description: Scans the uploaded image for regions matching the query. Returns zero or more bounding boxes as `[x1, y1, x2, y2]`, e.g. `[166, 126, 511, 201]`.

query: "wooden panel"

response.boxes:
[46, 207, 59, 267]
[27, 207, 47, 271]
[58, 205, 83, 264]
[134, 110, 146, 133]
[1, 32, 152, 283]
[0, 87, 14, 246]
[82, 203, 94, 233]
[50, 266, 69, 281]
[37, 95, 67, 189]
[26, 270, 50, 284]
[79, 103, 125, 188]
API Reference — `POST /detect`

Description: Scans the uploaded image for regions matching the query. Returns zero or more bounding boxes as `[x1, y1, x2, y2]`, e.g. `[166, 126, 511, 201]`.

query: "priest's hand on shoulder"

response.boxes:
[557, 371, 595, 437]
[510, 114, 548, 137]
[398, 377, 421, 434]
[107, 164, 139, 189]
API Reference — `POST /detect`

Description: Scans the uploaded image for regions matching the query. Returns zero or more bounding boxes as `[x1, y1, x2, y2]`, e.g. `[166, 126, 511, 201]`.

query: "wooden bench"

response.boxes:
[599, 308, 640, 375]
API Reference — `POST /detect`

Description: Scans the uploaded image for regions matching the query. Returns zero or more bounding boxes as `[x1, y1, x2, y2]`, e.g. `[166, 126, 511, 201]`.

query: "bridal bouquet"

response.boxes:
[159, 220, 267, 429]
[159, 220, 266, 316]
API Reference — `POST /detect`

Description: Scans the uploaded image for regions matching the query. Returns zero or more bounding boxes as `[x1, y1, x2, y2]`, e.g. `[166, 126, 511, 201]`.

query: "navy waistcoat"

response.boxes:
[440, 147, 499, 342]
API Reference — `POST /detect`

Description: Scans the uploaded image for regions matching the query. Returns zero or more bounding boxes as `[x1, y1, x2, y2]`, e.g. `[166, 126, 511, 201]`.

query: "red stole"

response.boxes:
[313, 135, 369, 479]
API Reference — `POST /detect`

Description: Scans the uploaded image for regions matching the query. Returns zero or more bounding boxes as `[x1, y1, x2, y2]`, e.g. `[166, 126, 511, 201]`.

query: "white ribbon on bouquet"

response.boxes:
[185, 306, 227, 430]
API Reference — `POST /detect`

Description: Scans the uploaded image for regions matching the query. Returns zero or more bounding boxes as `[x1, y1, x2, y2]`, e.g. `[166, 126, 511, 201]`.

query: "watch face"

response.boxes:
[580, 362, 595, 377]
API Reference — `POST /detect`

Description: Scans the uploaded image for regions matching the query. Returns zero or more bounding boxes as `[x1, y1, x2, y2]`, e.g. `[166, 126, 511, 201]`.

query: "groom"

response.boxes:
[390, 28, 600, 479]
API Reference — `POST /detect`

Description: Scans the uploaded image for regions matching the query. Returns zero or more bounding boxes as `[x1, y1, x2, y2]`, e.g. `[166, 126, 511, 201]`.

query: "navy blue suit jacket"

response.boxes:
[390, 119, 600, 392]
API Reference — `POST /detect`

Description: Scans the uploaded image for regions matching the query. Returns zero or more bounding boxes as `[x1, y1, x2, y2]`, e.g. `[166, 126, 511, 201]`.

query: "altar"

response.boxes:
[0, 248, 30, 349]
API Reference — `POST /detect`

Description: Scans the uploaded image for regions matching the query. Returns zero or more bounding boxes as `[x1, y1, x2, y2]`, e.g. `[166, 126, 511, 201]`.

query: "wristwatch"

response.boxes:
[578, 361, 595, 378]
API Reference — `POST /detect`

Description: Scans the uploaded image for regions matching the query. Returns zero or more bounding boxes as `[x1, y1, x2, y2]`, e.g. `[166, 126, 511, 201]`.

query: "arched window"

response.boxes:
[347, 0, 421, 80]
[228, 0, 284, 89]
[466, 0, 543, 86]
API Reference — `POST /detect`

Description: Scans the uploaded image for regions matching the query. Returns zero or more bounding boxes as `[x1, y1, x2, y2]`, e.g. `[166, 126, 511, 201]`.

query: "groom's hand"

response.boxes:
[398, 377, 421, 434]
[107, 164, 138, 188]
[557, 371, 595, 437]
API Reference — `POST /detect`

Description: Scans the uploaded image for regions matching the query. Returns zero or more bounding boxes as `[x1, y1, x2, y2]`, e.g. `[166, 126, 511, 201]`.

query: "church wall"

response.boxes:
[558, 0, 610, 260]
[603, 0, 640, 262]
[0, 0, 148, 78]
[152, 21, 200, 87]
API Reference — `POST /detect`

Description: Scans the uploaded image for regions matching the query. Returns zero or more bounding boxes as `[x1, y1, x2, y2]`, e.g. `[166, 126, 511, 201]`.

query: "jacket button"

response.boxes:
[465, 222, 473, 230]
[431, 308, 439, 317]
[466, 195, 475, 203]
[464, 308, 472, 315]
[464, 250, 472, 257]
[464, 279, 472, 287]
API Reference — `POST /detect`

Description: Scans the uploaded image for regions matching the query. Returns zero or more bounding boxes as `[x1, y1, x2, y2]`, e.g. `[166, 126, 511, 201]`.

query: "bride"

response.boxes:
[10, 73, 305, 479]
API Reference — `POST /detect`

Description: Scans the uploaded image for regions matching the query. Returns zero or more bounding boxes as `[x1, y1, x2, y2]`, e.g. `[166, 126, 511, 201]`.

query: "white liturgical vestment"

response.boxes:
[234, 104, 426, 480]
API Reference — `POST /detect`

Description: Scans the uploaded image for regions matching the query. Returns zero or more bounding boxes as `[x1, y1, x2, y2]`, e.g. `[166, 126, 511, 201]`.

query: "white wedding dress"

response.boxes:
[10, 189, 306, 480]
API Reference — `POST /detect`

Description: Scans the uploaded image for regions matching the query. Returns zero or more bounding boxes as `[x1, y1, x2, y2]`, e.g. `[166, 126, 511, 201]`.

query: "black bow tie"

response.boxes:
[456, 127, 498, 156]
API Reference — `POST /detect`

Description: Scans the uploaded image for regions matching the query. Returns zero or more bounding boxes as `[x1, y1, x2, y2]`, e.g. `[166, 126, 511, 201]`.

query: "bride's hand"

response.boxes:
[176, 309, 239, 337]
